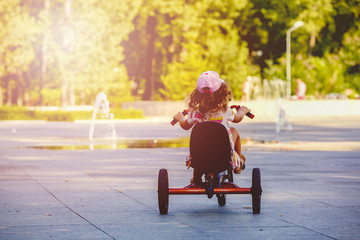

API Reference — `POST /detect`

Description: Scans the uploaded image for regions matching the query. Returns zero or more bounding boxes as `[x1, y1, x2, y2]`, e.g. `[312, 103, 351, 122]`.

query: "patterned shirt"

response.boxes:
[187, 107, 234, 128]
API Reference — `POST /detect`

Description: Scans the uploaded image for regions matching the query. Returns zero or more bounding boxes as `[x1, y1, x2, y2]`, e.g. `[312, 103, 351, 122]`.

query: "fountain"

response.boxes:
[89, 91, 117, 141]
[275, 98, 292, 133]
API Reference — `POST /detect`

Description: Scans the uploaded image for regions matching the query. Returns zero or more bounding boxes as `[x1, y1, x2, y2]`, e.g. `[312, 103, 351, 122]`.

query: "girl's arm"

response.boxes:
[173, 112, 193, 130]
[233, 106, 251, 123]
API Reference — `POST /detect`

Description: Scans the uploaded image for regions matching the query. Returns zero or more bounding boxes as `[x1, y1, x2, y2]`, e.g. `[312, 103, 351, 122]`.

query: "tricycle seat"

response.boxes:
[190, 122, 233, 174]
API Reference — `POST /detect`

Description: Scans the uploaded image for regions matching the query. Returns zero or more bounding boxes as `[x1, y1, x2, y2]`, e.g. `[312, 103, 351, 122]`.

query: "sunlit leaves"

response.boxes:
[1, 0, 359, 105]
[157, 0, 253, 100]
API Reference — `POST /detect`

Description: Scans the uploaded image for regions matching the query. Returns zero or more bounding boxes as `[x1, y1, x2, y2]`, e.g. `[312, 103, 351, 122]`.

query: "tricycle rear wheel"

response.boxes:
[251, 168, 262, 214]
[158, 169, 169, 214]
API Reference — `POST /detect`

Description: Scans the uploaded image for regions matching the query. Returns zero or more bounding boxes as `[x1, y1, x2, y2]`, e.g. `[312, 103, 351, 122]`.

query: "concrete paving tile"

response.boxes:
[101, 224, 214, 240]
[1, 119, 359, 239]
[313, 224, 360, 240]
[201, 226, 335, 240]
[0, 204, 87, 227]
[165, 207, 292, 228]
[0, 224, 112, 240]
[264, 205, 360, 229]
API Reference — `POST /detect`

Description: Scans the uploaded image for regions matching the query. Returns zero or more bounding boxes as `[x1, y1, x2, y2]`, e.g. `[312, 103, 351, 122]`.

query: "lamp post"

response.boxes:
[286, 21, 304, 99]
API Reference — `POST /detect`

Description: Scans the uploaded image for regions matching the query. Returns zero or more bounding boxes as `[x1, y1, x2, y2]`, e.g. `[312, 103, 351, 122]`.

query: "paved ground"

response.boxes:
[0, 116, 359, 239]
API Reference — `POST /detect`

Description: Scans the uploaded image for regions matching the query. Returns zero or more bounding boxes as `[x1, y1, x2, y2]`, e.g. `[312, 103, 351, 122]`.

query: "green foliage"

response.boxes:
[0, 106, 38, 120]
[306, 54, 346, 95]
[48, 0, 138, 106]
[111, 109, 143, 119]
[155, 0, 257, 100]
[1, 0, 139, 106]
[41, 88, 62, 106]
[159, 59, 207, 100]
[0, 0, 359, 105]
[264, 52, 348, 96]
[338, 22, 360, 92]
[242, 0, 359, 98]
[0, 107, 143, 121]
[38, 111, 80, 122]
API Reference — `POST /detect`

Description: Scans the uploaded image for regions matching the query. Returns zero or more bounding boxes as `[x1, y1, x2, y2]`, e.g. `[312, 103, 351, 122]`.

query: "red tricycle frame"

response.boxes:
[158, 168, 262, 215]
[168, 182, 251, 195]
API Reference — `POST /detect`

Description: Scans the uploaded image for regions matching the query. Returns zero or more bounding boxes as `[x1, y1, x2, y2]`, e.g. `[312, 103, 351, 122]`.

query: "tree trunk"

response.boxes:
[40, 0, 50, 105]
[143, 14, 157, 100]
[61, 74, 69, 106]
[69, 77, 75, 105]
[6, 79, 12, 106]
[308, 32, 316, 56]
[0, 86, 3, 106]
[62, 0, 72, 106]
[23, 70, 31, 106]
[15, 73, 23, 106]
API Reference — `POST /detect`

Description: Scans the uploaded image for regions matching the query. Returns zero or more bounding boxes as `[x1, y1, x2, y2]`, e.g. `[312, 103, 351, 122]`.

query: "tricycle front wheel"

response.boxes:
[251, 168, 262, 214]
[217, 193, 226, 206]
[158, 169, 169, 214]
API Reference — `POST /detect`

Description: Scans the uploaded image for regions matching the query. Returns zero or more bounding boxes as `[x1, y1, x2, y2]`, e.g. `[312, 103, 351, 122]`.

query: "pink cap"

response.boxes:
[197, 71, 224, 93]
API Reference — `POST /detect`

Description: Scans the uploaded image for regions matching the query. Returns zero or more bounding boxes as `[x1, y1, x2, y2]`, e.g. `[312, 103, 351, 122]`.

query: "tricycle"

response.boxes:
[158, 106, 262, 214]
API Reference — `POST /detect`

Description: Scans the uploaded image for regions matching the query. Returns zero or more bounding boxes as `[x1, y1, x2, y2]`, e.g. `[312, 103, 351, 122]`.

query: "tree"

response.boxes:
[0, 0, 39, 106]
[339, 21, 360, 92]
[123, 0, 261, 100]
[38, 0, 141, 106]
[1, 0, 359, 105]
[297, 0, 334, 56]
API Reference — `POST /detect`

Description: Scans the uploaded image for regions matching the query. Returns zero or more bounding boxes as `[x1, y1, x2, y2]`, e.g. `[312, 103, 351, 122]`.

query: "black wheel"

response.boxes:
[217, 171, 227, 206]
[251, 168, 262, 214]
[217, 193, 226, 206]
[228, 168, 234, 182]
[158, 169, 169, 214]
[205, 181, 214, 199]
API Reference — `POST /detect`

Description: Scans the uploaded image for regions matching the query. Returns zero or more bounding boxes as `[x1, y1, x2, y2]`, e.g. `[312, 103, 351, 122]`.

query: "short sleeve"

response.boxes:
[186, 109, 195, 125]
[225, 107, 235, 122]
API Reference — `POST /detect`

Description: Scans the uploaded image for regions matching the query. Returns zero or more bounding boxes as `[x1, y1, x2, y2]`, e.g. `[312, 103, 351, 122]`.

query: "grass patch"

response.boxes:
[0, 107, 143, 121]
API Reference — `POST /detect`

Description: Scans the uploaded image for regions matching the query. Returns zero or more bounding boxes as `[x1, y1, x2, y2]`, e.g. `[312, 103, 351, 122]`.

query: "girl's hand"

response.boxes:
[173, 112, 186, 124]
[230, 105, 254, 120]
[233, 105, 251, 122]
[239, 106, 250, 115]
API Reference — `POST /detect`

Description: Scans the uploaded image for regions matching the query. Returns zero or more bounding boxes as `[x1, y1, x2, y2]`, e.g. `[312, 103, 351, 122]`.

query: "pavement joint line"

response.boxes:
[110, 187, 157, 212]
[58, 159, 162, 213]
[265, 213, 338, 240]
[54, 157, 160, 213]
[53, 155, 161, 212]
[317, 200, 340, 208]
[103, 182, 219, 239]
[104, 181, 220, 239]
[2, 157, 118, 240]
[162, 213, 219, 240]
[109, 184, 220, 239]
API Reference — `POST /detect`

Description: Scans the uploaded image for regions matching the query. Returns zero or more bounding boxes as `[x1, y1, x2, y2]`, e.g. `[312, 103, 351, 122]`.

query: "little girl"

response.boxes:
[173, 70, 251, 176]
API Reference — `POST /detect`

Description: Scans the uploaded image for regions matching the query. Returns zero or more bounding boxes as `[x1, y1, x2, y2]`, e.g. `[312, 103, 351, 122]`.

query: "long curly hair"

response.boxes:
[187, 83, 232, 114]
